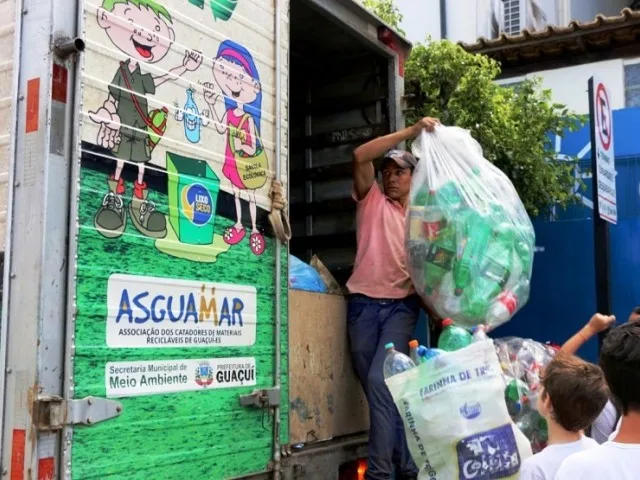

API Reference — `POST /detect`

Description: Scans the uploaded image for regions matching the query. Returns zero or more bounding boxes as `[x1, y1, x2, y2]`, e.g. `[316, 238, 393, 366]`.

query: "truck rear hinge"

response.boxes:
[239, 388, 280, 409]
[34, 395, 123, 431]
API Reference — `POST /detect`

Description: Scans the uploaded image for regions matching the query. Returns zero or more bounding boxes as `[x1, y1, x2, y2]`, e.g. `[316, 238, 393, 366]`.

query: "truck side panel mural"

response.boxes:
[72, 0, 288, 477]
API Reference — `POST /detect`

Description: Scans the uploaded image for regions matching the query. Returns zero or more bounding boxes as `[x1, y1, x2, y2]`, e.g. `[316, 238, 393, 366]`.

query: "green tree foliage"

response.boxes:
[360, 0, 584, 216]
[405, 41, 584, 216]
[362, 0, 405, 35]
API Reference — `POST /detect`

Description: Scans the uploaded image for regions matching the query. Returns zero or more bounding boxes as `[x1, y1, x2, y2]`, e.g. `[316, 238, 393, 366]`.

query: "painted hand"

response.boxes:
[202, 82, 220, 105]
[183, 50, 203, 71]
[88, 107, 121, 150]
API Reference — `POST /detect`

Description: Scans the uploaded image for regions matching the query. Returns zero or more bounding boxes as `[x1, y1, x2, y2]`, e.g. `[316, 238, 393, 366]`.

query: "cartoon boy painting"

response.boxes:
[89, 0, 202, 239]
[202, 40, 269, 256]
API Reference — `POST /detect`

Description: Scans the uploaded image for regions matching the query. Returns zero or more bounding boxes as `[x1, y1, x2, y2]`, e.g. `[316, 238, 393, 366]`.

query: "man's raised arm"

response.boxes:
[352, 117, 439, 200]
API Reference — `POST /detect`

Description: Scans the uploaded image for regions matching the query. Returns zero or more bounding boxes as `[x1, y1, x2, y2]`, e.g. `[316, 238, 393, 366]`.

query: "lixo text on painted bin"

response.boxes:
[106, 273, 257, 347]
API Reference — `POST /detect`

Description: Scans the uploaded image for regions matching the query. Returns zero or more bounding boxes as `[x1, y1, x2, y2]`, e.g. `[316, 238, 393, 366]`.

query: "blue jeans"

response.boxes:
[347, 294, 420, 480]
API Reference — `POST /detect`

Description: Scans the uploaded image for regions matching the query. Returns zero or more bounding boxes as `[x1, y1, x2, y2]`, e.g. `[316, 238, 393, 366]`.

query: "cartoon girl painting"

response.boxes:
[203, 40, 269, 256]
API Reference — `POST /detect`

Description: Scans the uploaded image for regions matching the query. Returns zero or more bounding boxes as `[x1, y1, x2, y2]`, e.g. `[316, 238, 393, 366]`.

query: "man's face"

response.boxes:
[382, 163, 412, 202]
[97, 3, 175, 64]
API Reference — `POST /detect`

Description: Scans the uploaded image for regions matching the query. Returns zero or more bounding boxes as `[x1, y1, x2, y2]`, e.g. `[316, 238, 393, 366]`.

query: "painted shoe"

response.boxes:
[249, 232, 265, 256]
[223, 226, 246, 245]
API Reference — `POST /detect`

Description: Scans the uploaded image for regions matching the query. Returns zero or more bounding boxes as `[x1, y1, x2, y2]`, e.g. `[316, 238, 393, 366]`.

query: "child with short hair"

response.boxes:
[518, 352, 609, 480]
[555, 322, 640, 479]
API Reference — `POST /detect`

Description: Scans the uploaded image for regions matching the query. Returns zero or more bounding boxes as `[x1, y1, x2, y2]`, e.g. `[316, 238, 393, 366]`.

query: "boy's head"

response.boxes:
[538, 352, 609, 432]
[628, 306, 640, 324]
[98, 0, 174, 64]
[600, 322, 640, 415]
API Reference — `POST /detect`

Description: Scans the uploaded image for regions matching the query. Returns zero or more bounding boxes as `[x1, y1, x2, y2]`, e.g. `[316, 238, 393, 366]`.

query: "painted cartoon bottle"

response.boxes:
[176, 88, 208, 144]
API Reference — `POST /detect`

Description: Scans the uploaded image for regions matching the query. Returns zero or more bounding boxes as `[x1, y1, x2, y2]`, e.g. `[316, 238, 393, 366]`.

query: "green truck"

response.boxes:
[0, 0, 411, 477]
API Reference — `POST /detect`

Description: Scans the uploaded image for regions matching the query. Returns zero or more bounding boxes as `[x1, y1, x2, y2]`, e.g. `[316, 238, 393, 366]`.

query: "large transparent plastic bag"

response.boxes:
[407, 126, 536, 330]
[495, 337, 556, 453]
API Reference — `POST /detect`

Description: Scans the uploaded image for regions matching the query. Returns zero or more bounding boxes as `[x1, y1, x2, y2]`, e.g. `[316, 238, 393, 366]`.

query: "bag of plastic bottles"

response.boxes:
[407, 126, 536, 330]
[289, 255, 328, 293]
[495, 337, 556, 453]
[386, 340, 533, 479]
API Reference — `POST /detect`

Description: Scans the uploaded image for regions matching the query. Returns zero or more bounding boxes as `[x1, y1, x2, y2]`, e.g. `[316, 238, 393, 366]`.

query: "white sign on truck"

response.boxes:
[106, 357, 257, 397]
[590, 75, 617, 224]
[106, 274, 257, 348]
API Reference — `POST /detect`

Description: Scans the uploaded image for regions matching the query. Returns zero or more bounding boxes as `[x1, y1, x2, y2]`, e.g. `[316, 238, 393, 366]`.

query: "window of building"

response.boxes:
[624, 63, 640, 107]
[503, 0, 522, 36]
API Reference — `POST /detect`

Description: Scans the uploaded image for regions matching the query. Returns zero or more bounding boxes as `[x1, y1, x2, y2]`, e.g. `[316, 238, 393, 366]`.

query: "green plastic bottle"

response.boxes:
[413, 186, 430, 206]
[462, 236, 514, 319]
[515, 235, 534, 276]
[435, 181, 465, 217]
[452, 210, 494, 296]
[423, 226, 456, 294]
[437, 318, 472, 352]
[505, 377, 530, 418]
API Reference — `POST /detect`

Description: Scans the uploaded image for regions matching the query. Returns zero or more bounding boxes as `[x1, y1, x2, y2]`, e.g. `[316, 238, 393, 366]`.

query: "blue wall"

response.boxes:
[491, 108, 640, 362]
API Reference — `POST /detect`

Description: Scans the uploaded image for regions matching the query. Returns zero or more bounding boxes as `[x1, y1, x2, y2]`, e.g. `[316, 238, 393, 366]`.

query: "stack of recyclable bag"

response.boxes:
[385, 126, 551, 479]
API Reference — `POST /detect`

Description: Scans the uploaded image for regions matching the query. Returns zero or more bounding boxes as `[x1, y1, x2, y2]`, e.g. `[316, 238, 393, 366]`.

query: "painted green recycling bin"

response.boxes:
[166, 152, 220, 245]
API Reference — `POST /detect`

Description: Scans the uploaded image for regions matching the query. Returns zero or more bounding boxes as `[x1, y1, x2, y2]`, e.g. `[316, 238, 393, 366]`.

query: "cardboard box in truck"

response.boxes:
[0, 0, 410, 478]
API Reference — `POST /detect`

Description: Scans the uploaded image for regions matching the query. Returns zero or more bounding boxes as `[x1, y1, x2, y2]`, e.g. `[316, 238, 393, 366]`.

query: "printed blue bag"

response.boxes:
[386, 340, 532, 480]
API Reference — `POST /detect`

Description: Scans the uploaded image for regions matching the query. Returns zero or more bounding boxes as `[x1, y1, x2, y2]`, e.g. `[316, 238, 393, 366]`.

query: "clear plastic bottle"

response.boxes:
[486, 279, 530, 327]
[383, 343, 416, 379]
[472, 324, 489, 342]
[409, 340, 421, 365]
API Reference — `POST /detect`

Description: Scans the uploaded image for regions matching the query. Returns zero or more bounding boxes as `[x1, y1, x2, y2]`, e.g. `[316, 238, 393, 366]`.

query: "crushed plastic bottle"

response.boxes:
[437, 319, 472, 352]
[423, 226, 456, 295]
[486, 279, 530, 326]
[383, 343, 416, 379]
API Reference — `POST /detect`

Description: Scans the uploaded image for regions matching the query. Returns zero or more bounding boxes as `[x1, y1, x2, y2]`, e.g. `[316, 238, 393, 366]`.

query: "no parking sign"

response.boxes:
[591, 76, 617, 224]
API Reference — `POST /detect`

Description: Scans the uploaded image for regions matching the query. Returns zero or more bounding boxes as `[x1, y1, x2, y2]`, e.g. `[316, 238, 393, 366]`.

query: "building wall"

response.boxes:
[498, 59, 628, 114]
[569, 0, 628, 23]
[402, 0, 632, 44]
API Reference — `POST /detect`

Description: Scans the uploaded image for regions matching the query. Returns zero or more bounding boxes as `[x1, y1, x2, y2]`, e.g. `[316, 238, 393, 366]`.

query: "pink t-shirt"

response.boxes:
[346, 183, 414, 299]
